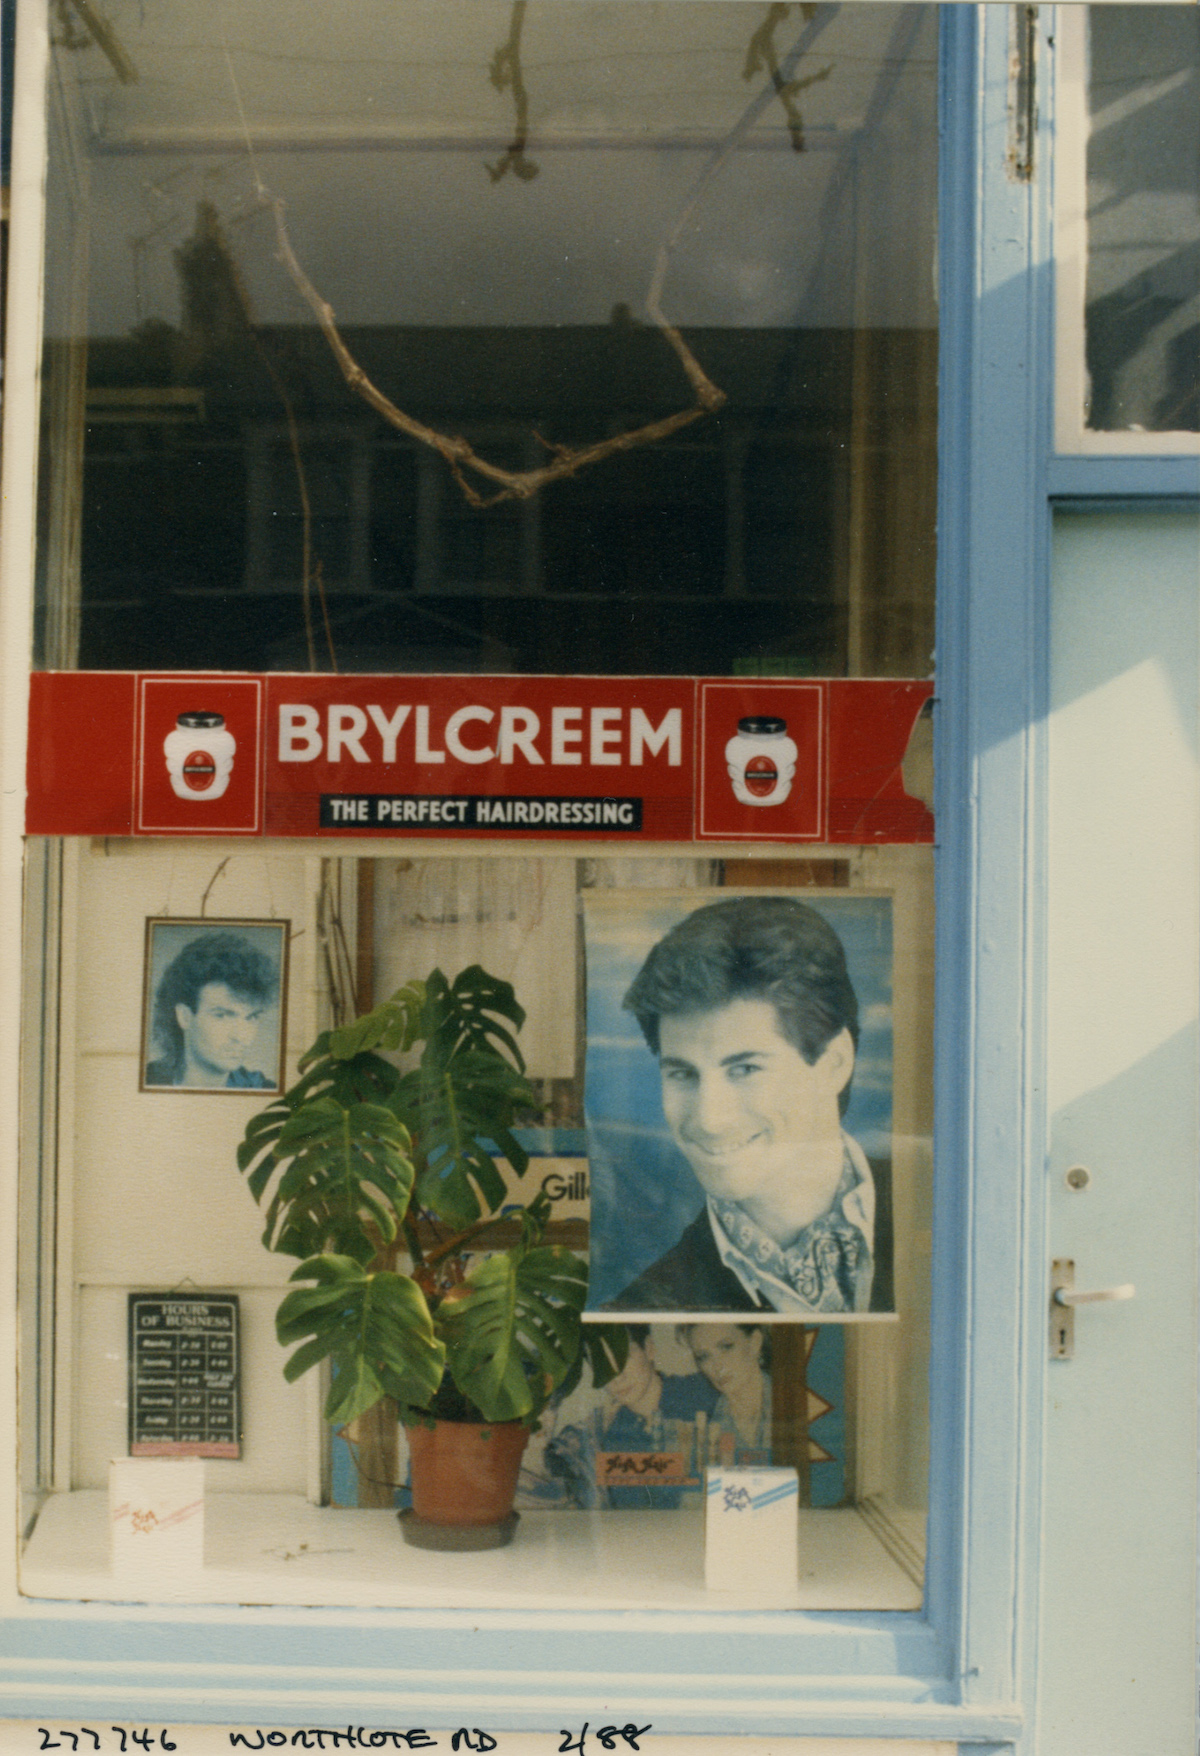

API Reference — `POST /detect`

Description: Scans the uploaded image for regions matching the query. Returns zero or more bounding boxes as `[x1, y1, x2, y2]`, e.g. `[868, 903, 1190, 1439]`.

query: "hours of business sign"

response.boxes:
[128, 1293, 241, 1459]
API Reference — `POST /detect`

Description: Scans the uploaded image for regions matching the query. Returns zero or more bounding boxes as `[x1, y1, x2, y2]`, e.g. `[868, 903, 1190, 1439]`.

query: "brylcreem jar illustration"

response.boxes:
[724, 715, 798, 808]
[163, 711, 237, 801]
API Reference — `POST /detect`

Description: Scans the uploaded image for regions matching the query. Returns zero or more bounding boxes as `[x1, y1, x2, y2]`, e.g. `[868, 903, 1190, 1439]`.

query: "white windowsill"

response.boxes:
[21, 1492, 923, 1611]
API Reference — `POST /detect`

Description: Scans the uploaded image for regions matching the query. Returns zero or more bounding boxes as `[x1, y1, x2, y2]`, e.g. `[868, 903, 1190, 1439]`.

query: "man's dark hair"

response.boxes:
[623, 896, 859, 1112]
[152, 931, 278, 1067]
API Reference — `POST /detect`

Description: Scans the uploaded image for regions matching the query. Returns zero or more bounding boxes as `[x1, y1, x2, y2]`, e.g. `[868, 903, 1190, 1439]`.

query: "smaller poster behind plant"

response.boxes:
[330, 1322, 844, 1511]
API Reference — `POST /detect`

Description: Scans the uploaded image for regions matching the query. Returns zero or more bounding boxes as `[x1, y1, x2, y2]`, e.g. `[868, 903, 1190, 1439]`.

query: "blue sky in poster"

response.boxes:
[583, 889, 893, 1310]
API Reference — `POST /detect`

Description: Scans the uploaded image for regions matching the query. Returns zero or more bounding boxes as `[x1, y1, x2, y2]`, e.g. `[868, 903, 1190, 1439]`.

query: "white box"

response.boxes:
[704, 1466, 799, 1592]
[109, 1457, 205, 1592]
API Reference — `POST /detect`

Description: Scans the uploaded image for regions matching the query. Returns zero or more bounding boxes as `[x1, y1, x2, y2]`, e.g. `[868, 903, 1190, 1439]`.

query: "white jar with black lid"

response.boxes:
[724, 715, 798, 808]
[163, 711, 237, 801]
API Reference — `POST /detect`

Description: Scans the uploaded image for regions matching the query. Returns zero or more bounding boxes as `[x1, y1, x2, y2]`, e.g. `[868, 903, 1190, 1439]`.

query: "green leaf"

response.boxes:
[238, 1103, 288, 1166]
[237, 1042, 408, 1245]
[583, 1322, 629, 1386]
[557, 1320, 630, 1402]
[244, 1094, 415, 1259]
[400, 1051, 535, 1226]
[325, 1357, 388, 1427]
[291, 1045, 405, 1109]
[235, 960, 549, 1424]
[420, 965, 527, 1072]
[279, 1331, 341, 1384]
[237, 962, 536, 1257]
[492, 1128, 530, 1181]
[297, 1029, 335, 1074]
[328, 979, 426, 1060]
[238, 1100, 292, 1194]
[246, 1147, 285, 1204]
[276, 1256, 445, 1424]
[438, 1245, 587, 1423]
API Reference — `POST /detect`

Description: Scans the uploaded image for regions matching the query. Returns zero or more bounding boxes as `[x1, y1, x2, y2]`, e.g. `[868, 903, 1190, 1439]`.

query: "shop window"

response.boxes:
[20, 1, 938, 1616]
[21, 842, 932, 1609]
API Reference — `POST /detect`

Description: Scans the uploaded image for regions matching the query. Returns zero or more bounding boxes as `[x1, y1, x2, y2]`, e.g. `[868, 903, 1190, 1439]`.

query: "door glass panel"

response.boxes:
[1084, 6, 1200, 434]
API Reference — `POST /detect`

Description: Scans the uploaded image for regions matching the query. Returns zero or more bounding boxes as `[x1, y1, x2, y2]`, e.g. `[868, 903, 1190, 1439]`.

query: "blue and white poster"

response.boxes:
[583, 890, 895, 1319]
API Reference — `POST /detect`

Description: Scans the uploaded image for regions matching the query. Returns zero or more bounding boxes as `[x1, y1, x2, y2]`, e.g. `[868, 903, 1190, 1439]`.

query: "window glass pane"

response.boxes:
[36, 2, 937, 675]
[22, 2, 936, 1615]
[21, 841, 932, 1610]
[1085, 6, 1200, 434]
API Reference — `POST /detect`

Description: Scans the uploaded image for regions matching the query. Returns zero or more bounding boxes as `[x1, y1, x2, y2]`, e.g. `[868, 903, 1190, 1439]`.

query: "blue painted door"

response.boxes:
[1040, 507, 1200, 1754]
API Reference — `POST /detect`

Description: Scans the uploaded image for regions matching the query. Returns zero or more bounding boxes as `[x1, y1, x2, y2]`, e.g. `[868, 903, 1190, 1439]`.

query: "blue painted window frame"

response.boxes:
[3, 4, 1195, 1742]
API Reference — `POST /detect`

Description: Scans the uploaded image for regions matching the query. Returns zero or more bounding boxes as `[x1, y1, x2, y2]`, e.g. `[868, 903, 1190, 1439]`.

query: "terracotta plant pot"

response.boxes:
[405, 1418, 530, 1528]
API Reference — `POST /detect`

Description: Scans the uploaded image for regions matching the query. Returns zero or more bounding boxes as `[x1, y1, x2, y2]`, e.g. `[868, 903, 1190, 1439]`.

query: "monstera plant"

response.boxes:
[237, 965, 622, 1541]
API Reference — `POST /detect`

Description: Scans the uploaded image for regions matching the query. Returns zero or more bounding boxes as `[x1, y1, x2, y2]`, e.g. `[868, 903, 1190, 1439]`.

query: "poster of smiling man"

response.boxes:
[140, 918, 289, 1094]
[583, 891, 895, 1319]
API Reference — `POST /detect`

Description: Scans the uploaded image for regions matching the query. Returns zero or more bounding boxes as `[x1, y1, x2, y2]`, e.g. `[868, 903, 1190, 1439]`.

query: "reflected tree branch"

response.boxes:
[266, 194, 725, 510]
[63, 0, 139, 83]
[486, 1, 540, 185]
[242, 8, 845, 510]
[743, 4, 832, 152]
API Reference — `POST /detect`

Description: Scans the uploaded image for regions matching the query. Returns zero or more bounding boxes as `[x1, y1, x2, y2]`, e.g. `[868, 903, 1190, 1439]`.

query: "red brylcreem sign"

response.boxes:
[26, 672, 933, 843]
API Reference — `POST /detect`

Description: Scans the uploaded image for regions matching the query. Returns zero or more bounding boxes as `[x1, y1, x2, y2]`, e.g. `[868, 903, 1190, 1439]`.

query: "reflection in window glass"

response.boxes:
[38, 3, 937, 675]
[1086, 7, 1200, 433]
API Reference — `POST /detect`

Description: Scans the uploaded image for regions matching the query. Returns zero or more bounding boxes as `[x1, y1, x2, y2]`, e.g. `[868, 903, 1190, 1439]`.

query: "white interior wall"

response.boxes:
[67, 840, 318, 1492]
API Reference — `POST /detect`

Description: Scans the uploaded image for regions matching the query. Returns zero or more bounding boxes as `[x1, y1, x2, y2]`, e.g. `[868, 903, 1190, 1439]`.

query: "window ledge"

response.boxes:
[22, 1492, 922, 1612]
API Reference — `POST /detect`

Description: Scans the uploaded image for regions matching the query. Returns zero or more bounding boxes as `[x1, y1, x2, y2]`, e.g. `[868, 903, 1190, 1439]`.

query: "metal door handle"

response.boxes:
[1049, 1258, 1135, 1358]
[1054, 1282, 1135, 1306]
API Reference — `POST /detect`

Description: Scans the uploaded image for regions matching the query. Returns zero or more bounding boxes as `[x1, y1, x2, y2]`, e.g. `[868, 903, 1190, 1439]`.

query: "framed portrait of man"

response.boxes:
[583, 889, 896, 1320]
[139, 917, 289, 1094]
